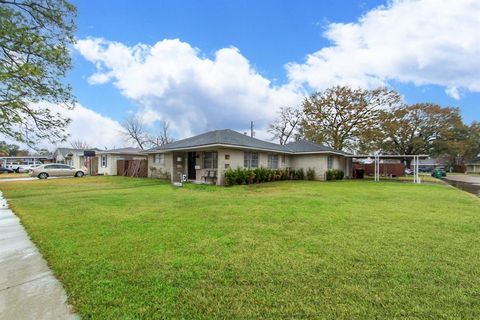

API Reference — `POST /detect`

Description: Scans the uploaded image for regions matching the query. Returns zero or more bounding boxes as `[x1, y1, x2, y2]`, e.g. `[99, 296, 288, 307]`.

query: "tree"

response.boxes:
[70, 140, 90, 149]
[300, 86, 401, 151]
[434, 120, 480, 171]
[0, 140, 19, 155]
[36, 148, 50, 156]
[0, 0, 76, 144]
[268, 106, 302, 145]
[121, 117, 148, 149]
[147, 120, 174, 147]
[376, 103, 465, 167]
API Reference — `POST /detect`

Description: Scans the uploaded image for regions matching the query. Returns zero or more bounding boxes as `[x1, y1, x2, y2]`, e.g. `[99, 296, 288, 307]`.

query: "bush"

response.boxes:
[306, 168, 315, 180]
[295, 168, 305, 180]
[225, 167, 292, 185]
[225, 167, 341, 185]
[225, 169, 236, 185]
[326, 169, 344, 181]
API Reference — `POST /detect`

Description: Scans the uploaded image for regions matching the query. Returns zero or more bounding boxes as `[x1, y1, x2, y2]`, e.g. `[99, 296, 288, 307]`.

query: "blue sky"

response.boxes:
[64, 0, 479, 147]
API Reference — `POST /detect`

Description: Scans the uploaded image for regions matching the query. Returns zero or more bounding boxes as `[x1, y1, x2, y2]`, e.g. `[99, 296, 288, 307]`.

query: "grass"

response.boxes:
[1, 176, 479, 319]
[0, 172, 29, 179]
[364, 173, 444, 184]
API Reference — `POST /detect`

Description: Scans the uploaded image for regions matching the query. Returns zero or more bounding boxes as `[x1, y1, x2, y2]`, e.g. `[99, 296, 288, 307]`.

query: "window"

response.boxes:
[203, 152, 218, 169]
[267, 154, 279, 169]
[153, 153, 165, 165]
[282, 155, 286, 164]
[244, 152, 258, 168]
[101, 155, 107, 168]
[327, 156, 333, 170]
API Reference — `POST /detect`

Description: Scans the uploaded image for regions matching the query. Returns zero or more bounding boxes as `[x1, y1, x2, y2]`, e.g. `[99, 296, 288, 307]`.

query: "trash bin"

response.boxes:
[355, 169, 365, 179]
[431, 169, 445, 179]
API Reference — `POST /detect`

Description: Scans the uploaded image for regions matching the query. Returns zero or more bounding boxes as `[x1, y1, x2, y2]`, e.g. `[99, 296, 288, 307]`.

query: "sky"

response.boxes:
[46, 0, 480, 148]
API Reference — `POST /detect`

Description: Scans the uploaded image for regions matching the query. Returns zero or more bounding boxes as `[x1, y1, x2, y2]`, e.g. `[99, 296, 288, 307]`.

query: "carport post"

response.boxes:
[374, 155, 379, 182]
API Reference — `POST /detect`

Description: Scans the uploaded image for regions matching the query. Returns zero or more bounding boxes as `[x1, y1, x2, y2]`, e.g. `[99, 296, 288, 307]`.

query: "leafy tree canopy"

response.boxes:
[0, 0, 76, 145]
[300, 86, 401, 151]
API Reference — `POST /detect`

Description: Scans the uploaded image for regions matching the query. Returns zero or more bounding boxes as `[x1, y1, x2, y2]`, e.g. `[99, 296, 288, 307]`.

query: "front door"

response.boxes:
[187, 152, 196, 180]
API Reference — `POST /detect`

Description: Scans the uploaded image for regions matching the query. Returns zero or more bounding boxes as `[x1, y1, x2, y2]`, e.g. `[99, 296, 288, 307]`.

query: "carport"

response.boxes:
[350, 155, 429, 183]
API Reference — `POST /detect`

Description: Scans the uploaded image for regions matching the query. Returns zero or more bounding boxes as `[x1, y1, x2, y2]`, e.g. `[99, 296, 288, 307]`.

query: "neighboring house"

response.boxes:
[97, 147, 147, 176]
[53, 147, 100, 174]
[418, 157, 448, 171]
[53, 148, 89, 168]
[465, 157, 480, 174]
[144, 129, 352, 185]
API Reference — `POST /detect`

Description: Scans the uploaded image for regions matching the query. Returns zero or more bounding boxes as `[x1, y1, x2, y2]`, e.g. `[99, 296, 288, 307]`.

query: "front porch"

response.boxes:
[171, 150, 221, 185]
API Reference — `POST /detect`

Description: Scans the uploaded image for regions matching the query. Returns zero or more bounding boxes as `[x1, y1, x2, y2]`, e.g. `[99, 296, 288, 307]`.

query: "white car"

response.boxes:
[14, 164, 41, 173]
[29, 164, 88, 179]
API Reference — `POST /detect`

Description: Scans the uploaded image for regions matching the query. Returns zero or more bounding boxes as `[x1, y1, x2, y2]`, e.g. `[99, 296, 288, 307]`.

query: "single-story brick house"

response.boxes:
[144, 129, 352, 185]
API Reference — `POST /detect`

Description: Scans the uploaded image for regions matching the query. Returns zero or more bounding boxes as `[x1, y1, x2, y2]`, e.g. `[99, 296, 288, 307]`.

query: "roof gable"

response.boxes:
[285, 140, 350, 155]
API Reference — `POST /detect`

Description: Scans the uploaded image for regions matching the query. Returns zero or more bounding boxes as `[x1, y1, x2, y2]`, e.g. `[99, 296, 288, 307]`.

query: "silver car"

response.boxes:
[29, 164, 87, 179]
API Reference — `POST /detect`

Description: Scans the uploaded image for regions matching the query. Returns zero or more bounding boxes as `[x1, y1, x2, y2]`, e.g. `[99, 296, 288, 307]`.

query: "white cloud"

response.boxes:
[75, 38, 302, 138]
[74, 0, 480, 140]
[445, 87, 461, 100]
[34, 102, 126, 150]
[287, 0, 480, 96]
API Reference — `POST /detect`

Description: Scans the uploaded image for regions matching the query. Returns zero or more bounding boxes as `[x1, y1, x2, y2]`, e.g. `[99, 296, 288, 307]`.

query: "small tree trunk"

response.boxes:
[405, 158, 412, 169]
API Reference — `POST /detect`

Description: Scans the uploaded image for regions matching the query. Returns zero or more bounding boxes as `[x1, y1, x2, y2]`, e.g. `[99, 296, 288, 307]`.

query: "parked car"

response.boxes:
[0, 167, 14, 174]
[29, 164, 87, 179]
[15, 164, 41, 173]
[404, 168, 413, 175]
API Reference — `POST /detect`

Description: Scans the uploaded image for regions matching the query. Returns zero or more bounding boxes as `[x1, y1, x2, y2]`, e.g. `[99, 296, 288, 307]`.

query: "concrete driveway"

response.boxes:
[444, 174, 480, 197]
[444, 174, 480, 184]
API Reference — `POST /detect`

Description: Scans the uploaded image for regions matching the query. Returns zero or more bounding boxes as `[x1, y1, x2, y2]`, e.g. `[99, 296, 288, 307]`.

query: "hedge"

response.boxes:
[224, 167, 316, 185]
[325, 169, 344, 181]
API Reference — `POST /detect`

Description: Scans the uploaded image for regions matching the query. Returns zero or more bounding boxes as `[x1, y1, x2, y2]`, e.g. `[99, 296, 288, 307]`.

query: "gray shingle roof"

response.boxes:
[148, 129, 287, 153]
[466, 156, 480, 165]
[285, 140, 350, 155]
[54, 147, 101, 156]
[100, 147, 144, 154]
[146, 129, 348, 155]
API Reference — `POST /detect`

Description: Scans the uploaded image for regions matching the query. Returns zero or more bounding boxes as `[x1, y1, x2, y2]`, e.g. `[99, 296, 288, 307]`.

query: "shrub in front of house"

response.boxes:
[326, 169, 344, 181]
[295, 168, 305, 180]
[306, 168, 316, 180]
[225, 168, 290, 185]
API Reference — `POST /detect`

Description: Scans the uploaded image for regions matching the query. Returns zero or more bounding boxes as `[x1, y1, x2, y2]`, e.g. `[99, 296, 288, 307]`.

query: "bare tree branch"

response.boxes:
[121, 117, 148, 149]
[268, 106, 302, 145]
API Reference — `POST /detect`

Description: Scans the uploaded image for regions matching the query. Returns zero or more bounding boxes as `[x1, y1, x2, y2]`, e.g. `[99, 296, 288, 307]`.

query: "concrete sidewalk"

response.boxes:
[0, 191, 77, 319]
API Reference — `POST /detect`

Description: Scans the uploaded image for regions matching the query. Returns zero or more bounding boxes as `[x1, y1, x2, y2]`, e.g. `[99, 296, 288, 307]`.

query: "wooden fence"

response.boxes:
[117, 159, 148, 177]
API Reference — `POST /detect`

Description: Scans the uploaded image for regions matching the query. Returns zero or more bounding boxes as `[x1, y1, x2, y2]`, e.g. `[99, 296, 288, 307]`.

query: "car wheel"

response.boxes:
[38, 172, 48, 179]
[75, 171, 84, 177]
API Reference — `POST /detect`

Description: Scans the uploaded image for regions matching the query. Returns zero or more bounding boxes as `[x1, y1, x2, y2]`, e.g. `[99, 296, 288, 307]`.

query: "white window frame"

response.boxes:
[267, 154, 279, 169]
[244, 152, 259, 168]
[327, 155, 333, 170]
[101, 155, 107, 168]
[203, 152, 218, 169]
[153, 153, 165, 165]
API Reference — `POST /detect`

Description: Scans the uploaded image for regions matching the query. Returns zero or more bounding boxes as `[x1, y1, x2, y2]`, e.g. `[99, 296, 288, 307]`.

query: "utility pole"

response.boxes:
[250, 121, 254, 137]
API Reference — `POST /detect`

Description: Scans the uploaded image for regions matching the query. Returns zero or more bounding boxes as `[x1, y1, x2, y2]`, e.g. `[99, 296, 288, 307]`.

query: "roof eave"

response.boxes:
[144, 143, 292, 154]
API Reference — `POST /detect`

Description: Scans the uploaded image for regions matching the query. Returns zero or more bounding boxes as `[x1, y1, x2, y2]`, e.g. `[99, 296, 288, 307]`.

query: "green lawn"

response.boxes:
[0, 172, 29, 179]
[1, 177, 479, 319]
